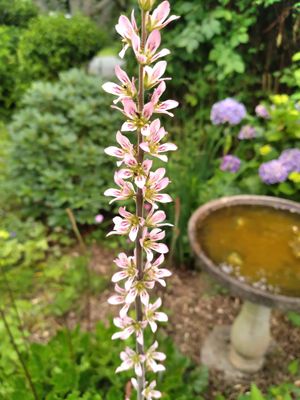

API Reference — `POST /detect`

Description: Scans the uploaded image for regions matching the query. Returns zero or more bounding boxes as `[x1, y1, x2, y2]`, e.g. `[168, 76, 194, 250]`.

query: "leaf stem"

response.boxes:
[0, 307, 39, 400]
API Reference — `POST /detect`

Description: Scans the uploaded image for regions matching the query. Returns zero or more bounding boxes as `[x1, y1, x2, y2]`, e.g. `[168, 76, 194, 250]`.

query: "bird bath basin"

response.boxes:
[188, 195, 300, 376]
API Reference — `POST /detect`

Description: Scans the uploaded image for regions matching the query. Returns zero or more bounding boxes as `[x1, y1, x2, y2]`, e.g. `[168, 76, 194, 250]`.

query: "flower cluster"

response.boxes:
[259, 148, 300, 185]
[210, 94, 300, 191]
[238, 125, 256, 140]
[255, 104, 269, 119]
[210, 98, 246, 126]
[103, 1, 179, 398]
[220, 155, 241, 173]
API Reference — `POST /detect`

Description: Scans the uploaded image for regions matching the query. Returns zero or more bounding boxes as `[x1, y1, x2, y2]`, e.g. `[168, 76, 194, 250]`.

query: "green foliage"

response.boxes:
[0, 26, 21, 117]
[162, 0, 298, 117]
[6, 69, 121, 227]
[18, 13, 107, 83]
[281, 52, 300, 97]
[0, 218, 48, 270]
[287, 359, 299, 376]
[0, 322, 208, 399]
[237, 382, 300, 400]
[166, 120, 224, 263]
[287, 311, 300, 327]
[0, 0, 38, 27]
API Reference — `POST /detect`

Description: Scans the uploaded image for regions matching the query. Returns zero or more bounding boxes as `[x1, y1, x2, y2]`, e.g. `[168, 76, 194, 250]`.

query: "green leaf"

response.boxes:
[287, 311, 300, 327]
[250, 384, 265, 400]
[288, 359, 299, 376]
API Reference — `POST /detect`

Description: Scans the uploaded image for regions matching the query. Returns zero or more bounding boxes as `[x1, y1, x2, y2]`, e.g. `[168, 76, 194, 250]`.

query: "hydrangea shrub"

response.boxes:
[208, 94, 300, 200]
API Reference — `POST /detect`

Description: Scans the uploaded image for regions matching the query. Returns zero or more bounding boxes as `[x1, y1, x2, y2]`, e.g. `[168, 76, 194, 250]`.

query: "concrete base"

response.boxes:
[201, 326, 250, 381]
[230, 302, 271, 372]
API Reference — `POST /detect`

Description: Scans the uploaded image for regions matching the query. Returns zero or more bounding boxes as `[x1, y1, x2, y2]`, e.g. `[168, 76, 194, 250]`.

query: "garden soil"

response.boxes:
[35, 244, 300, 399]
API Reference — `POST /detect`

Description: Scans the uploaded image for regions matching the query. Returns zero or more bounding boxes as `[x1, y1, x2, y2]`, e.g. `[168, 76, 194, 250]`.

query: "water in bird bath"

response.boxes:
[198, 205, 300, 297]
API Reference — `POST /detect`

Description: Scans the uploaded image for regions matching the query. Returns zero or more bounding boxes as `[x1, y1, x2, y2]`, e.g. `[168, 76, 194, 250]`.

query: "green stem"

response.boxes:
[1, 268, 29, 351]
[135, 8, 147, 400]
[66, 208, 92, 330]
[0, 308, 39, 400]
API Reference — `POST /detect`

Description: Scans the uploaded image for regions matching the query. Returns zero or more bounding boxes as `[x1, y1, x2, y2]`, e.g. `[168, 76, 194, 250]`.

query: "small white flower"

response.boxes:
[145, 341, 166, 373]
[144, 298, 168, 333]
[116, 347, 145, 377]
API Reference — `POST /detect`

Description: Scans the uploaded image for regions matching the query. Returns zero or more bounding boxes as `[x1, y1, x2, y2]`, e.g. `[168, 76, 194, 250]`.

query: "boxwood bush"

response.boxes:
[7, 69, 121, 227]
[0, 0, 38, 27]
[0, 26, 21, 117]
[18, 13, 107, 83]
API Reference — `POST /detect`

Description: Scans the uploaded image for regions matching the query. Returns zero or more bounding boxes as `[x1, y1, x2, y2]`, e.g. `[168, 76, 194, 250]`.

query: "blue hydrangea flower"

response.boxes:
[259, 160, 289, 184]
[279, 149, 300, 173]
[211, 98, 246, 126]
[220, 155, 241, 173]
[238, 125, 257, 140]
[255, 104, 269, 119]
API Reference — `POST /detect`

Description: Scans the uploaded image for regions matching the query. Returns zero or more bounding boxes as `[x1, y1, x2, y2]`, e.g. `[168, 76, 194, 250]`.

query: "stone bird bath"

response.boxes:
[188, 195, 300, 377]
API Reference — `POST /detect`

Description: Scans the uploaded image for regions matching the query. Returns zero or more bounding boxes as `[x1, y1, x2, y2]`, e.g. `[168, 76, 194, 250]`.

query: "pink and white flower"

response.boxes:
[104, 131, 135, 166]
[118, 159, 152, 189]
[111, 252, 138, 289]
[112, 316, 147, 345]
[102, 65, 137, 104]
[140, 228, 169, 261]
[108, 208, 142, 242]
[144, 254, 172, 287]
[125, 279, 155, 305]
[113, 98, 154, 132]
[132, 29, 170, 65]
[116, 347, 145, 376]
[108, 284, 130, 317]
[145, 340, 166, 372]
[115, 11, 138, 58]
[140, 119, 177, 162]
[145, 207, 172, 228]
[142, 380, 162, 399]
[104, 1, 179, 396]
[104, 171, 135, 203]
[150, 81, 179, 117]
[144, 298, 168, 333]
[143, 168, 172, 206]
[147, 1, 180, 31]
[144, 61, 171, 89]
[132, 379, 162, 399]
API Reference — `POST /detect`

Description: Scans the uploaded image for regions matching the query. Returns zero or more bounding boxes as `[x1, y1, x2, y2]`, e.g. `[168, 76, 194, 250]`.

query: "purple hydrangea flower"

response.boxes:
[95, 214, 104, 224]
[220, 155, 241, 173]
[255, 104, 269, 119]
[238, 125, 257, 140]
[211, 98, 246, 126]
[259, 160, 289, 184]
[279, 149, 300, 173]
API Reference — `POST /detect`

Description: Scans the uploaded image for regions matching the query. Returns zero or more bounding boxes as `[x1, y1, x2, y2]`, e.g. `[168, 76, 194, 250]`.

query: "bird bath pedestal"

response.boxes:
[188, 195, 300, 378]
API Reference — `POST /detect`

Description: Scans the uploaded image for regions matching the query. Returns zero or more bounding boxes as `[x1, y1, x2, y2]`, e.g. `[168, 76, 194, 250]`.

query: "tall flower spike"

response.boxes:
[104, 1, 179, 398]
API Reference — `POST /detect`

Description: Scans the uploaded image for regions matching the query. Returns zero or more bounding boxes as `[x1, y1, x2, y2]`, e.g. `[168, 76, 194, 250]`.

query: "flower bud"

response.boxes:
[138, 0, 156, 11]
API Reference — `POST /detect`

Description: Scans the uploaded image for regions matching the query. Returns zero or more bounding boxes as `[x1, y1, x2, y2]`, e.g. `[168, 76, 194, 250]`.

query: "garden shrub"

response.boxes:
[0, 321, 209, 399]
[7, 68, 121, 227]
[0, 26, 21, 117]
[163, 0, 299, 117]
[0, 0, 38, 27]
[205, 94, 300, 202]
[18, 13, 107, 83]
[0, 217, 48, 270]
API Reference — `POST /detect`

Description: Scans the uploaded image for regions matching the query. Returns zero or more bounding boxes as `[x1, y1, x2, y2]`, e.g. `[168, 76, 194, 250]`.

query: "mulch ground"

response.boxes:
[41, 244, 300, 399]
